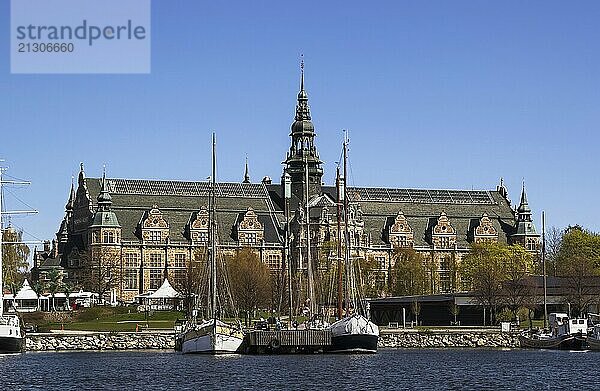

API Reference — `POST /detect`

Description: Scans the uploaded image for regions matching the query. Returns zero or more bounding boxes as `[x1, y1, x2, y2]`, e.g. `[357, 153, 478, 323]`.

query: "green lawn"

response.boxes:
[23, 307, 185, 332]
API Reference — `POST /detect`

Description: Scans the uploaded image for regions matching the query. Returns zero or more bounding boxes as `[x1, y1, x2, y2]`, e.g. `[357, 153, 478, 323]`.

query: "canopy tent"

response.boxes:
[137, 279, 182, 311]
[9, 279, 39, 312]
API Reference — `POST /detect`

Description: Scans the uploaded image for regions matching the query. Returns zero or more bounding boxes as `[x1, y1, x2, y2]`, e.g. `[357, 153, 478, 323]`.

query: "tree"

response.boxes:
[545, 226, 563, 277]
[501, 245, 535, 319]
[460, 242, 507, 325]
[555, 227, 600, 316]
[80, 248, 122, 304]
[46, 268, 63, 311]
[173, 249, 207, 316]
[227, 248, 272, 325]
[391, 248, 426, 296]
[2, 227, 30, 295]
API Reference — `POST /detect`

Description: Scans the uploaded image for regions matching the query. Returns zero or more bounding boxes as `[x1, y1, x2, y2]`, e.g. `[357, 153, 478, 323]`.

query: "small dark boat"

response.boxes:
[519, 313, 588, 350]
[587, 324, 600, 350]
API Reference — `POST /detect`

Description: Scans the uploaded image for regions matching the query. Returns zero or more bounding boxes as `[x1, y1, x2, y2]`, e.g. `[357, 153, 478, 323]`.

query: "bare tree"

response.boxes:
[227, 248, 271, 325]
[172, 248, 207, 316]
[79, 248, 122, 304]
[545, 226, 563, 277]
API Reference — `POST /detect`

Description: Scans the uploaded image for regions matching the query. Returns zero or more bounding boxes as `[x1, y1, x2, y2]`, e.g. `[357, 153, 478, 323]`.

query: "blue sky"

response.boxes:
[1, 0, 599, 251]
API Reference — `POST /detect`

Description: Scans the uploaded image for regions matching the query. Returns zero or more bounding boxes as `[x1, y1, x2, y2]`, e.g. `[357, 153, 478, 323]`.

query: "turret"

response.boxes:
[283, 58, 324, 205]
[511, 182, 540, 252]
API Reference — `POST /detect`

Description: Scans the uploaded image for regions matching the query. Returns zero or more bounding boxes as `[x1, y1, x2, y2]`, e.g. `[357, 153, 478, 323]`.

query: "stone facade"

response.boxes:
[33, 67, 541, 302]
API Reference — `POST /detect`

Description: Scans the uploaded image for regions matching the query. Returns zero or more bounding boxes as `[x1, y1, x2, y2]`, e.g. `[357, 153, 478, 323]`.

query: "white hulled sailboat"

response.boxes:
[179, 134, 244, 354]
[0, 165, 26, 353]
[326, 134, 379, 353]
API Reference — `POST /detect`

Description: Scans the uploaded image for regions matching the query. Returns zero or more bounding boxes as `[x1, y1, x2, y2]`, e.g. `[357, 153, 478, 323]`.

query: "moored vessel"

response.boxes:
[0, 164, 26, 353]
[176, 134, 243, 354]
[519, 313, 587, 350]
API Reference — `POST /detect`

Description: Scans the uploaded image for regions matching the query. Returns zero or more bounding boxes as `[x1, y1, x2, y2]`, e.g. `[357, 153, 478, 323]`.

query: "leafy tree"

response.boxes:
[391, 248, 426, 296]
[555, 227, 600, 316]
[31, 280, 45, 311]
[46, 268, 63, 311]
[2, 227, 30, 295]
[461, 242, 507, 325]
[227, 248, 271, 325]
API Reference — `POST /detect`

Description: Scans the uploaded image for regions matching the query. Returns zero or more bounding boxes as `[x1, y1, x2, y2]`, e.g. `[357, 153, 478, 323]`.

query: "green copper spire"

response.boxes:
[284, 57, 323, 202]
[97, 165, 113, 210]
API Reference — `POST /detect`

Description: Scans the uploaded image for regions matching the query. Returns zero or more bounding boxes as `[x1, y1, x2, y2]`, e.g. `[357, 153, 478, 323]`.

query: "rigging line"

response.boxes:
[3, 187, 37, 211]
[4, 222, 44, 242]
[3, 173, 30, 183]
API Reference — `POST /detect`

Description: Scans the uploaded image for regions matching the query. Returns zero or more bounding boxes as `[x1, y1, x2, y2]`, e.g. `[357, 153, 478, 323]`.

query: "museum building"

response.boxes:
[32, 68, 541, 303]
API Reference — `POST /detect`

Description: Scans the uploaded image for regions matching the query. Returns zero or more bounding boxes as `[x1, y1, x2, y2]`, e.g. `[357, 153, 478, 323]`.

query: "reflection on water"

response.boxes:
[1, 349, 599, 390]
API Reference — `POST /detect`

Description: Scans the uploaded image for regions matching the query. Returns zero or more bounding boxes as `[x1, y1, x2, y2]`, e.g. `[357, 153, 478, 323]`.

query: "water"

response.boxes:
[1, 349, 599, 390]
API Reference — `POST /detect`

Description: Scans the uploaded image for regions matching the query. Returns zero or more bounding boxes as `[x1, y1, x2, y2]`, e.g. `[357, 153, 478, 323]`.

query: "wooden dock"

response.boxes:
[242, 329, 332, 354]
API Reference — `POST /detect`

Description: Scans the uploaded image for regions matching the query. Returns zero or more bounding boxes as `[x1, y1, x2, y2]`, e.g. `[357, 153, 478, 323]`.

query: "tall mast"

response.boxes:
[542, 211, 548, 329]
[0, 163, 36, 317]
[210, 133, 217, 320]
[336, 166, 343, 319]
[305, 153, 315, 316]
[0, 166, 4, 317]
[342, 131, 352, 313]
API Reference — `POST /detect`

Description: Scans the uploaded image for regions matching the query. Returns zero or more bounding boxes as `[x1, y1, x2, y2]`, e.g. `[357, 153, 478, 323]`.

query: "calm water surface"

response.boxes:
[1, 349, 599, 390]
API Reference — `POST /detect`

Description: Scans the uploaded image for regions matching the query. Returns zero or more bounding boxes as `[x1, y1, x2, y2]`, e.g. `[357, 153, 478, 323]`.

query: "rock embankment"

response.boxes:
[26, 331, 175, 351]
[379, 329, 520, 348]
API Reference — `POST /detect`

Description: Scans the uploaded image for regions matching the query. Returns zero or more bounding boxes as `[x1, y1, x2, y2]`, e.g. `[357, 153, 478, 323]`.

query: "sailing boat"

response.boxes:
[326, 134, 379, 353]
[179, 134, 244, 354]
[0, 164, 26, 353]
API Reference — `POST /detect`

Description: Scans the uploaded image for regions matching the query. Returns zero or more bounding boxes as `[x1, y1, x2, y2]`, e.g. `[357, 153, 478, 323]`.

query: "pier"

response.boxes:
[242, 329, 332, 354]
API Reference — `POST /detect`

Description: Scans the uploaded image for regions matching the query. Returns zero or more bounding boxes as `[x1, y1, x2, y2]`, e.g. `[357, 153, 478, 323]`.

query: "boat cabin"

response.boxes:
[549, 313, 587, 336]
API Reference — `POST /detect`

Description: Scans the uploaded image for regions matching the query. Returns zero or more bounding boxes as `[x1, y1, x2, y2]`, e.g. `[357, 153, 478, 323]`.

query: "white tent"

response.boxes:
[12, 279, 39, 312]
[139, 279, 182, 311]
[148, 279, 182, 299]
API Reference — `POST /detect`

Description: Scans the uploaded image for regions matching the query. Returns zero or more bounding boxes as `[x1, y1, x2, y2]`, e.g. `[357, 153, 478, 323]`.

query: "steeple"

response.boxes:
[78, 162, 85, 185]
[284, 57, 323, 203]
[65, 176, 75, 212]
[90, 166, 120, 229]
[243, 157, 250, 184]
[512, 181, 539, 250]
[97, 165, 113, 211]
[517, 181, 532, 218]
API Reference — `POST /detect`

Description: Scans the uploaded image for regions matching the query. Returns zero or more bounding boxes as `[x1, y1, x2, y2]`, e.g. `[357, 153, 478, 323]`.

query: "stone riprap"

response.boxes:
[379, 329, 520, 348]
[26, 331, 175, 351]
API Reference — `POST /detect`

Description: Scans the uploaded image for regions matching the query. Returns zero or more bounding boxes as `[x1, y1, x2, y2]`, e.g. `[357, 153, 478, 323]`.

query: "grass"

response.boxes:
[22, 306, 185, 332]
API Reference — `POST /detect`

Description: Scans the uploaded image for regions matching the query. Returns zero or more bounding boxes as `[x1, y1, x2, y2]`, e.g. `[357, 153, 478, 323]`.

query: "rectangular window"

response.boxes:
[438, 236, 450, 249]
[376, 256, 386, 270]
[266, 253, 280, 270]
[124, 269, 138, 290]
[149, 269, 162, 290]
[149, 231, 162, 243]
[174, 253, 186, 268]
[149, 253, 163, 268]
[124, 253, 139, 268]
[172, 269, 186, 288]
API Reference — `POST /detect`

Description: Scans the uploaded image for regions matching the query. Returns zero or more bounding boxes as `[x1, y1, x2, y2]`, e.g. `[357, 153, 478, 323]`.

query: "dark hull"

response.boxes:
[587, 336, 600, 351]
[519, 333, 586, 350]
[326, 334, 378, 354]
[0, 336, 24, 354]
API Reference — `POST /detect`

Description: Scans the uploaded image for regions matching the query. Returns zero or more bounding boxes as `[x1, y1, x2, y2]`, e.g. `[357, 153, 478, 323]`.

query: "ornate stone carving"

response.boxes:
[474, 213, 498, 243]
[432, 212, 456, 249]
[389, 210, 414, 248]
[237, 207, 264, 244]
[142, 205, 169, 229]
